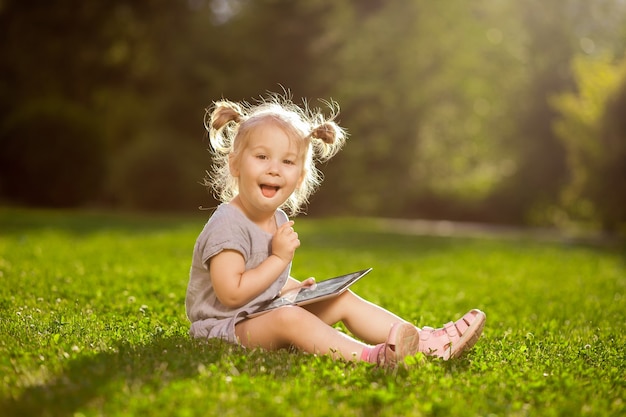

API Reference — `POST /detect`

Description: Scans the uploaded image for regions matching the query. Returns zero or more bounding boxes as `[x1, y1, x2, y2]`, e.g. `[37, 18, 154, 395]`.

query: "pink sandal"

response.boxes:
[366, 322, 419, 367]
[419, 309, 486, 360]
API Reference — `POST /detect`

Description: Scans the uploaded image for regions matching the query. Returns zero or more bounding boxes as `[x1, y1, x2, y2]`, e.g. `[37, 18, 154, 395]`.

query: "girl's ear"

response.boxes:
[297, 169, 306, 188]
[228, 154, 240, 177]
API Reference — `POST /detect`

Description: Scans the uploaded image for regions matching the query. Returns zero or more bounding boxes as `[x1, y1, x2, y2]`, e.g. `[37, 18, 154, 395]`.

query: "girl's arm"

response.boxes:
[210, 221, 300, 308]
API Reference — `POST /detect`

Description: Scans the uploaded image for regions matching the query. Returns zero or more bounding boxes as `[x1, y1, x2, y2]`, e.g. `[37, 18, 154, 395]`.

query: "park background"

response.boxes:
[2, 2, 626, 416]
[1, 0, 626, 234]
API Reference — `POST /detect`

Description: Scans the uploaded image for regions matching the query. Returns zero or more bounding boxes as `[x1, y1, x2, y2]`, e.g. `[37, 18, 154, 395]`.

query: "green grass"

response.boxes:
[1, 207, 625, 417]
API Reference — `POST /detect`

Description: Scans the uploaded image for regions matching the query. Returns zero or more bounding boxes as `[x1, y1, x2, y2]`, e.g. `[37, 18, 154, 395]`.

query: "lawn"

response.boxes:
[0, 207, 624, 417]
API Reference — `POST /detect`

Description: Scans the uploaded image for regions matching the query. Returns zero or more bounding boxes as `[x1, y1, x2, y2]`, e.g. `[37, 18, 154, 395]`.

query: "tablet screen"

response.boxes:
[249, 268, 372, 316]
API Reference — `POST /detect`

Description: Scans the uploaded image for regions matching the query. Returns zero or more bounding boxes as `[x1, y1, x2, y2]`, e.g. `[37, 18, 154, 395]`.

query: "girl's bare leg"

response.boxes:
[304, 291, 487, 361]
[304, 290, 414, 345]
[235, 305, 368, 361]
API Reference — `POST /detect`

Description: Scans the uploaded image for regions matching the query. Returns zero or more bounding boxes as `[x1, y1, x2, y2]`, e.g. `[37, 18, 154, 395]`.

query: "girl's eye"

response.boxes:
[283, 159, 295, 165]
[256, 154, 268, 160]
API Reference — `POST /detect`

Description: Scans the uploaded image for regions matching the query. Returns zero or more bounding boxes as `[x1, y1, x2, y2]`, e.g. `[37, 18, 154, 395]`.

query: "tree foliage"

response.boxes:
[552, 54, 626, 232]
[324, 0, 522, 218]
[0, 0, 625, 231]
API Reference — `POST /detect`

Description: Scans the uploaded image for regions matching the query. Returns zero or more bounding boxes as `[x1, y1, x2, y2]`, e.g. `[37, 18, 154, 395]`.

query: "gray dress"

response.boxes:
[185, 204, 291, 342]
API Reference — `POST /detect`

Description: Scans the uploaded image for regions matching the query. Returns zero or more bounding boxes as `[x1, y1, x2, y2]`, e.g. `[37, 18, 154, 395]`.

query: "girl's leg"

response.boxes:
[235, 305, 368, 361]
[304, 291, 487, 360]
[237, 292, 485, 363]
[303, 290, 411, 345]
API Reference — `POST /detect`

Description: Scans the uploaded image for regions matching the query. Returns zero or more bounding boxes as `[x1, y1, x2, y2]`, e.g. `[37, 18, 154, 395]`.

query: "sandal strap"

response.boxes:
[419, 326, 435, 340]
[367, 343, 385, 364]
[455, 313, 472, 334]
[444, 322, 459, 339]
[368, 323, 419, 367]
[418, 309, 486, 359]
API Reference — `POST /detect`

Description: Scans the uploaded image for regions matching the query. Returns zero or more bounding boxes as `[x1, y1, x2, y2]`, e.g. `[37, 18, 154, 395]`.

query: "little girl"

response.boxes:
[185, 95, 486, 367]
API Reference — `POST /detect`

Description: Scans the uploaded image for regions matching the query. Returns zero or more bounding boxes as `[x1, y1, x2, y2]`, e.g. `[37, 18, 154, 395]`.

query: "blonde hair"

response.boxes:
[204, 94, 346, 215]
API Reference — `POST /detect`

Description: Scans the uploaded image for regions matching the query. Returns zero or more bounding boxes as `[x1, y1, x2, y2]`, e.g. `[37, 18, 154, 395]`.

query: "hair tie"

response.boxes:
[311, 123, 335, 144]
[210, 104, 245, 131]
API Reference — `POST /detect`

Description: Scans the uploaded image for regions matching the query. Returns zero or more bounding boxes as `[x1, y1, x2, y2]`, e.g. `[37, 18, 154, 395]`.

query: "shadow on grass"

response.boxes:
[0, 335, 231, 417]
[1, 333, 487, 417]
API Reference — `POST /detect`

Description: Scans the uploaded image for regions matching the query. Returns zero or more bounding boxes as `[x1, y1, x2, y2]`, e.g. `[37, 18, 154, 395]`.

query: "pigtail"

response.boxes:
[310, 123, 336, 144]
[202, 100, 247, 204]
[308, 101, 346, 162]
[204, 100, 246, 154]
[209, 101, 244, 130]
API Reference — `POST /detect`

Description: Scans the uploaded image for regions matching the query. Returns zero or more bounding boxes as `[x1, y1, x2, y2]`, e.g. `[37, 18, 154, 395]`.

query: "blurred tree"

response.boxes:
[0, 0, 128, 205]
[0, 98, 105, 206]
[491, 0, 626, 225]
[108, 131, 206, 211]
[552, 54, 626, 232]
[407, 0, 522, 221]
[598, 66, 626, 232]
[1, 0, 625, 228]
[0, 0, 216, 209]
[315, 0, 519, 219]
[321, 1, 446, 215]
[195, 0, 347, 101]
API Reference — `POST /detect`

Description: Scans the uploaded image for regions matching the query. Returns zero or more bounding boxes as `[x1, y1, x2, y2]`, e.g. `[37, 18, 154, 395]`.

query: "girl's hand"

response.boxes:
[300, 277, 317, 290]
[271, 221, 300, 262]
[279, 276, 316, 297]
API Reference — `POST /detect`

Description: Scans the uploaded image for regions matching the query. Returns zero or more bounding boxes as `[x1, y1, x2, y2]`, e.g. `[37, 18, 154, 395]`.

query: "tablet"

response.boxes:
[248, 268, 372, 317]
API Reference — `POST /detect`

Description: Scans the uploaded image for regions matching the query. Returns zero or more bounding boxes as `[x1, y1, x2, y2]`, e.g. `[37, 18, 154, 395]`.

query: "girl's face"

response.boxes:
[229, 122, 305, 223]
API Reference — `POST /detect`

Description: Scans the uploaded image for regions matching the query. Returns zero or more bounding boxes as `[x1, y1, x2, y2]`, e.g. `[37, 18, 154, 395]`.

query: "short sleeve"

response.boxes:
[198, 213, 251, 267]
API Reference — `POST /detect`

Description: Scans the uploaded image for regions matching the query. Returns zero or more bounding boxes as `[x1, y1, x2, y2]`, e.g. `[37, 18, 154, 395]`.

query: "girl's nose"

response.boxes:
[267, 160, 280, 175]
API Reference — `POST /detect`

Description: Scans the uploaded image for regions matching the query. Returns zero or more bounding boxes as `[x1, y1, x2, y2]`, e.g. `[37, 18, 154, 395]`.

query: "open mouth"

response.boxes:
[260, 184, 280, 198]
